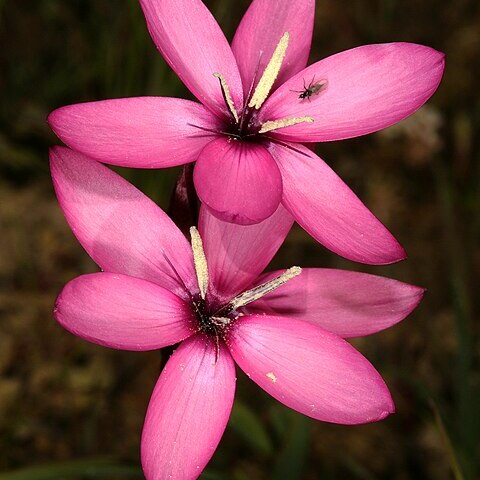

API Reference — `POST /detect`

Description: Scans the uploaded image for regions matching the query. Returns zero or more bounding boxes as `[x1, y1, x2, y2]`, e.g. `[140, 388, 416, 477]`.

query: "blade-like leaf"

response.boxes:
[229, 400, 273, 456]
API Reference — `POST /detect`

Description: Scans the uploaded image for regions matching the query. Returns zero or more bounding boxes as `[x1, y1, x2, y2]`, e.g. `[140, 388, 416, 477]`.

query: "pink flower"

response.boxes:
[51, 146, 425, 480]
[48, 0, 445, 265]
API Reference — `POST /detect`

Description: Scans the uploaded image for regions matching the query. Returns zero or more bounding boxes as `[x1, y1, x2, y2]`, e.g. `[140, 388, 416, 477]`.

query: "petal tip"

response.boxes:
[52, 294, 62, 324]
[47, 106, 67, 133]
[52, 286, 73, 335]
[385, 397, 396, 417]
[375, 241, 408, 266]
[391, 247, 408, 265]
[344, 382, 396, 425]
[46, 109, 57, 127]
[408, 285, 427, 312]
[378, 406, 395, 421]
[366, 390, 395, 424]
[427, 45, 446, 63]
[355, 242, 407, 266]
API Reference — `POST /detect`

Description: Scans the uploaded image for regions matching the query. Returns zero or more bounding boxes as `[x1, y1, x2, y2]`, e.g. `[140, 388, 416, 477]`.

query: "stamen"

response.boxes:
[229, 266, 301, 310]
[213, 73, 239, 123]
[211, 316, 231, 326]
[190, 227, 209, 300]
[248, 32, 290, 110]
[259, 116, 314, 134]
[187, 123, 242, 140]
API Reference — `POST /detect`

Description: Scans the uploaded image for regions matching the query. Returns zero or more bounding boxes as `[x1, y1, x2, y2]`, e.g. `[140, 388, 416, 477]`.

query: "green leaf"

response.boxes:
[430, 399, 465, 480]
[229, 400, 273, 456]
[343, 457, 378, 480]
[271, 407, 311, 480]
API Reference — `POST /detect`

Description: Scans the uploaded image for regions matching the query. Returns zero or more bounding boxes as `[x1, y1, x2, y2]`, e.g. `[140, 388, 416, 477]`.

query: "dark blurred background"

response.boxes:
[0, 0, 479, 479]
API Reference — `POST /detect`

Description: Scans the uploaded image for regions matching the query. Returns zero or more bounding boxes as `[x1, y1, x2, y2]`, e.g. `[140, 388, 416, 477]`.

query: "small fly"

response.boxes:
[292, 77, 328, 101]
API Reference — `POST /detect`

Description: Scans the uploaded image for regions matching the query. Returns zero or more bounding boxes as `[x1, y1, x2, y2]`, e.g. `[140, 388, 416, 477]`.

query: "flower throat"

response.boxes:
[189, 227, 301, 342]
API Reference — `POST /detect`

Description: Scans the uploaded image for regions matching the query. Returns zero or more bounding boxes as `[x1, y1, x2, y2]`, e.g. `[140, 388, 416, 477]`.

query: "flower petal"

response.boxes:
[194, 137, 283, 225]
[141, 335, 236, 480]
[260, 43, 445, 142]
[139, 0, 243, 120]
[232, 0, 315, 95]
[228, 315, 394, 425]
[248, 268, 424, 338]
[269, 142, 406, 264]
[198, 204, 293, 305]
[48, 98, 222, 168]
[54, 273, 195, 350]
[50, 147, 197, 299]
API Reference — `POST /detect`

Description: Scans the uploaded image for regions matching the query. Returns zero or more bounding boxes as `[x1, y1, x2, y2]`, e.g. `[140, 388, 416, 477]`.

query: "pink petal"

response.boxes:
[139, 0, 243, 120]
[269, 142, 406, 264]
[260, 43, 445, 142]
[50, 147, 197, 300]
[48, 98, 222, 168]
[248, 268, 424, 338]
[228, 315, 394, 425]
[232, 0, 315, 95]
[141, 335, 236, 480]
[54, 273, 195, 350]
[194, 137, 283, 225]
[198, 204, 294, 305]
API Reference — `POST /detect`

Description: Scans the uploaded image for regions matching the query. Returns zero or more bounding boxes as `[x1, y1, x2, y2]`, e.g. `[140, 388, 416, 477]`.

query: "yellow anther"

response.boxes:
[190, 227, 209, 300]
[213, 73, 239, 123]
[259, 116, 314, 134]
[248, 32, 290, 110]
[229, 266, 301, 310]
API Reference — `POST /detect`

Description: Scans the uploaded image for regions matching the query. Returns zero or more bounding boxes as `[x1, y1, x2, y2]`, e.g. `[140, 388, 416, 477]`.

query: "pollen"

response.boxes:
[213, 73, 239, 123]
[248, 32, 290, 110]
[259, 116, 315, 134]
[190, 226, 209, 300]
[229, 266, 301, 310]
[266, 372, 277, 383]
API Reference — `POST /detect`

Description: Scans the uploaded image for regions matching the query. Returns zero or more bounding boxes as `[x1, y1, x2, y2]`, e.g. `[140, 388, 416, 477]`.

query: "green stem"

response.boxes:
[434, 159, 475, 477]
[430, 400, 465, 480]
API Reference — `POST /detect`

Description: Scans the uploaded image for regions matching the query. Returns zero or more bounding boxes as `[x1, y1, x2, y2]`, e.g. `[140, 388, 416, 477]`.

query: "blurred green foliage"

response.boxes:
[1, 0, 479, 479]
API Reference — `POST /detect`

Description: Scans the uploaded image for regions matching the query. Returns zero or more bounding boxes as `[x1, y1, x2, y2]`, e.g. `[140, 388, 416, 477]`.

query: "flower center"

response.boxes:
[190, 33, 315, 141]
[189, 227, 301, 341]
[190, 297, 230, 338]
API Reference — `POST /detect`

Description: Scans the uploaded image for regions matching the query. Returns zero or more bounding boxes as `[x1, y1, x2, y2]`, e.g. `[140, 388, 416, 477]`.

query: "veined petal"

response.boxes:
[50, 147, 197, 300]
[54, 273, 195, 350]
[260, 43, 445, 142]
[249, 269, 424, 338]
[198, 204, 294, 304]
[139, 0, 243, 120]
[48, 98, 222, 168]
[228, 315, 394, 425]
[269, 142, 406, 265]
[194, 137, 283, 225]
[142, 335, 236, 480]
[232, 0, 315, 96]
